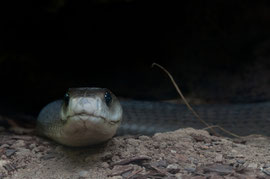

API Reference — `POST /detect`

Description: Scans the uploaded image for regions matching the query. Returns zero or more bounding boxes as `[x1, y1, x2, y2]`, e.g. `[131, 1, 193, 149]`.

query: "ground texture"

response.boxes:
[0, 128, 269, 179]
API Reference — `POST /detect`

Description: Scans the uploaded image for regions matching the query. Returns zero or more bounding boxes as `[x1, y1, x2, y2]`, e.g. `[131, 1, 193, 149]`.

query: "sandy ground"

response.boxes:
[0, 128, 269, 179]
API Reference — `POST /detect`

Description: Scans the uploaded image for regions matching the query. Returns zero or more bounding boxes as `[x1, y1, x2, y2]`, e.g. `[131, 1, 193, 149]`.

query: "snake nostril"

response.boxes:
[104, 91, 112, 106]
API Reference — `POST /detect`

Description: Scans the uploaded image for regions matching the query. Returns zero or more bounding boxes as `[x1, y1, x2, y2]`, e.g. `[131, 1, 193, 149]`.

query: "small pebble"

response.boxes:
[40, 153, 56, 160]
[248, 163, 258, 169]
[214, 154, 223, 163]
[0, 160, 8, 167]
[6, 140, 16, 145]
[185, 167, 196, 173]
[235, 154, 244, 158]
[0, 144, 10, 149]
[29, 144, 36, 150]
[42, 141, 50, 145]
[35, 153, 43, 158]
[167, 164, 179, 169]
[156, 160, 168, 168]
[152, 142, 159, 149]
[101, 152, 113, 161]
[138, 136, 150, 141]
[107, 176, 123, 179]
[36, 146, 46, 152]
[11, 140, 25, 148]
[175, 173, 183, 179]
[55, 146, 64, 153]
[100, 162, 109, 168]
[16, 148, 32, 156]
[160, 142, 167, 149]
[236, 159, 246, 164]
[167, 164, 180, 174]
[5, 149, 16, 157]
[262, 167, 270, 176]
[200, 145, 209, 150]
[78, 170, 89, 178]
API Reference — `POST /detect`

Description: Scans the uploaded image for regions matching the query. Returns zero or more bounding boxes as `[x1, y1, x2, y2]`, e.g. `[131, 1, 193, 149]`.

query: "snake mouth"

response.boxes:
[56, 112, 121, 147]
[66, 113, 121, 125]
[63, 112, 121, 138]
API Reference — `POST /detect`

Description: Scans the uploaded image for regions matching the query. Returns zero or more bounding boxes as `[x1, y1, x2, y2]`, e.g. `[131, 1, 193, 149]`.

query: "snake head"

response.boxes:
[58, 87, 123, 146]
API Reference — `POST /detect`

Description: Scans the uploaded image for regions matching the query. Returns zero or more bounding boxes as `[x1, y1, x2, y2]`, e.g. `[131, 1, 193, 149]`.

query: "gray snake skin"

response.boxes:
[119, 100, 270, 137]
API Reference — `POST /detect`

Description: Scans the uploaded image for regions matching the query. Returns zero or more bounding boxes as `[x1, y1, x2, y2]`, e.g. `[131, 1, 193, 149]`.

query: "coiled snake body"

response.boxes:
[37, 88, 270, 146]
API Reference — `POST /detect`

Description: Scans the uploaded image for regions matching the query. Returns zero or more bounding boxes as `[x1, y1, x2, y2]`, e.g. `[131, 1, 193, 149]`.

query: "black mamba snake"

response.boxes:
[37, 87, 270, 146]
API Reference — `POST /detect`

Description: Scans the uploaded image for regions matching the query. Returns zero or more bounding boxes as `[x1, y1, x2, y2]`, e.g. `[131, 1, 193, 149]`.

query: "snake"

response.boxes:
[37, 87, 270, 147]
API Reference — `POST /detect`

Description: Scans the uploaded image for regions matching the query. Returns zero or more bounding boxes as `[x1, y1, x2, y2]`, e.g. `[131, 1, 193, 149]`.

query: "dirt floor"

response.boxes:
[0, 128, 269, 179]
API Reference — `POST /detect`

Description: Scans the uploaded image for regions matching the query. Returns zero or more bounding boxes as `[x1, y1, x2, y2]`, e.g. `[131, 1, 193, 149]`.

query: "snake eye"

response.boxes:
[64, 92, 70, 106]
[104, 91, 112, 106]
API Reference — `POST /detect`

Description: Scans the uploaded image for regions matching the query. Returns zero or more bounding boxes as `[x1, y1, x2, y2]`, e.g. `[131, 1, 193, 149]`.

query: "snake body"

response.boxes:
[37, 87, 270, 147]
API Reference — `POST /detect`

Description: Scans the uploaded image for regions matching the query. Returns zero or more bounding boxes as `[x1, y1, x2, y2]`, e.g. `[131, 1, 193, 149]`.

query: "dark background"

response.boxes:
[1, 0, 270, 116]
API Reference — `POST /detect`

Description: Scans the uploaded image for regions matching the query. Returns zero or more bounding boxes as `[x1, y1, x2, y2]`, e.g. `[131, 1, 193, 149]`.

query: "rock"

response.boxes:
[55, 146, 64, 153]
[78, 170, 89, 178]
[0, 160, 8, 167]
[248, 163, 258, 169]
[214, 154, 223, 163]
[107, 176, 123, 179]
[29, 144, 36, 150]
[236, 159, 246, 164]
[167, 164, 180, 174]
[175, 173, 183, 179]
[100, 162, 109, 168]
[36, 146, 47, 152]
[5, 149, 16, 157]
[16, 148, 31, 156]
[202, 164, 233, 175]
[160, 142, 167, 149]
[40, 153, 57, 160]
[0, 144, 9, 149]
[156, 160, 168, 168]
[184, 166, 196, 173]
[42, 141, 50, 145]
[11, 140, 25, 148]
[101, 152, 113, 161]
[262, 167, 270, 176]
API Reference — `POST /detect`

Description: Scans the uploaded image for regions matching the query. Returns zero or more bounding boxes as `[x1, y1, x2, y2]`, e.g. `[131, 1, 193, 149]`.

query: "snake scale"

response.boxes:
[37, 87, 270, 146]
